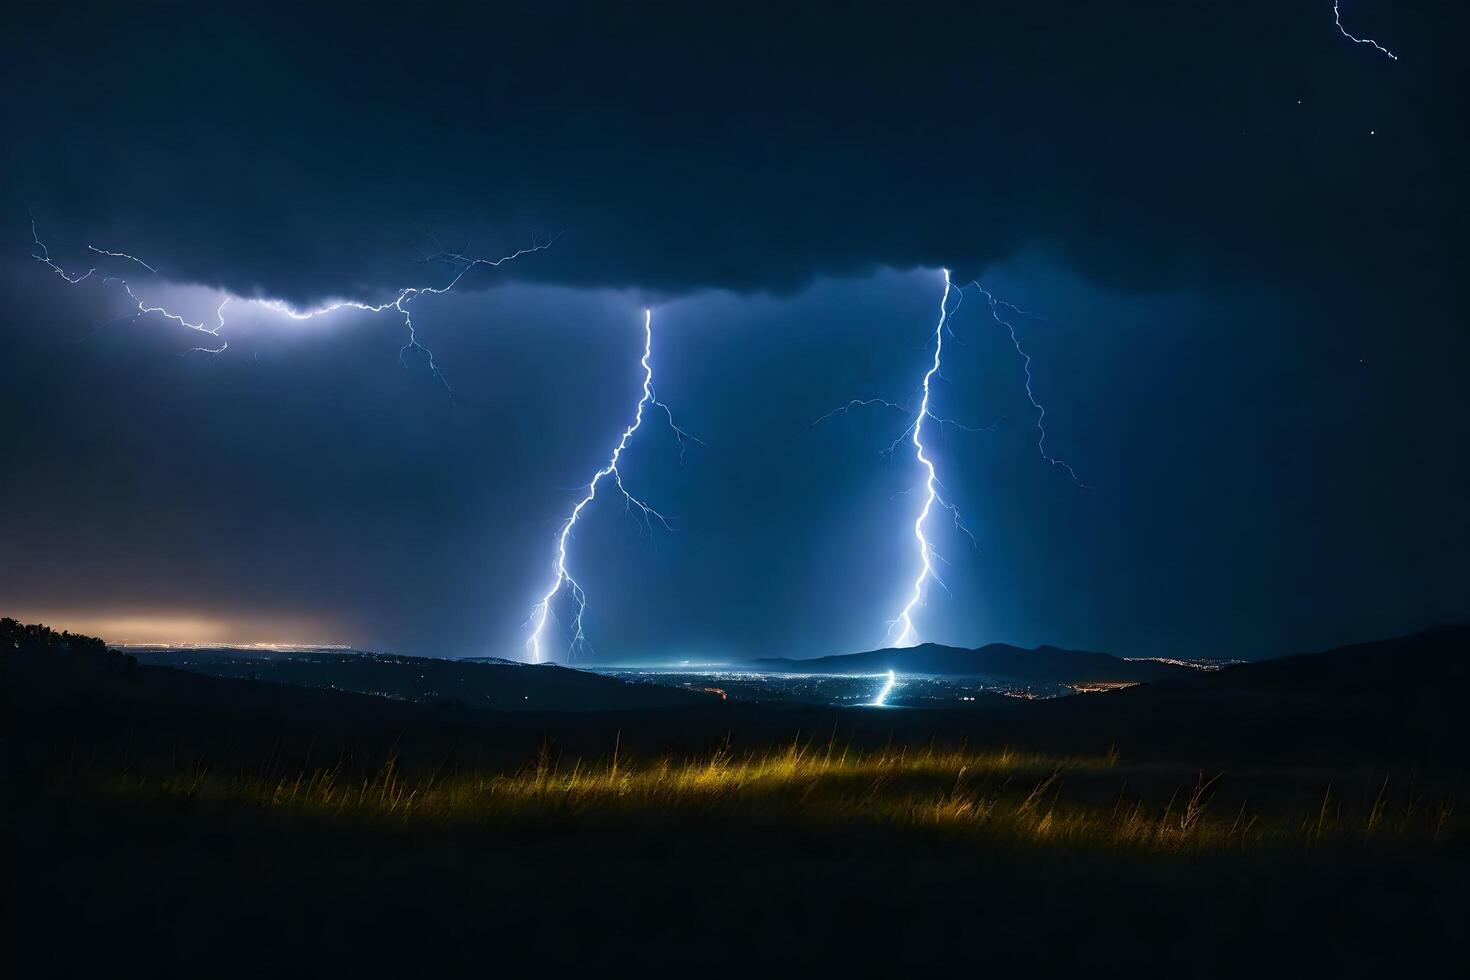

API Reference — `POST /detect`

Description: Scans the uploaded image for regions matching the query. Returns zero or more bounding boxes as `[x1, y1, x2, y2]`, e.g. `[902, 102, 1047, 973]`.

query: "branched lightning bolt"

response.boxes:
[126, 285, 232, 354]
[814, 269, 1089, 646]
[526, 308, 699, 663]
[809, 397, 913, 430]
[1333, 1, 1398, 61]
[963, 280, 1089, 489]
[31, 218, 97, 284]
[87, 245, 157, 272]
[29, 216, 554, 392]
[810, 269, 981, 647]
[889, 269, 971, 647]
[33, 215, 232, 352]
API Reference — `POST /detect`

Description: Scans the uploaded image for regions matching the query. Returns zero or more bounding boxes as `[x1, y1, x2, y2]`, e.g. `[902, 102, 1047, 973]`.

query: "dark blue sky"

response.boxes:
[1, 2, 1465, 660]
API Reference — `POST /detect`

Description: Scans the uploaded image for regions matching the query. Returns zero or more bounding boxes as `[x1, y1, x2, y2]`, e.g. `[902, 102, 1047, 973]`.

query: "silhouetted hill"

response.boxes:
[747, 642, 1198, 684]
[2, 617, 135, 673]
[129, 647, 718, 712]
[3, 618, 1467, 778]
[5, 620, 1467, 980]
[1159, 624, 1470, 695]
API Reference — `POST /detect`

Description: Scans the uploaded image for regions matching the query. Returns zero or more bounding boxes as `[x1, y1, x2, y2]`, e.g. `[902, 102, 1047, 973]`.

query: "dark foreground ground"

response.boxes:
[3, 626, 1467, 977]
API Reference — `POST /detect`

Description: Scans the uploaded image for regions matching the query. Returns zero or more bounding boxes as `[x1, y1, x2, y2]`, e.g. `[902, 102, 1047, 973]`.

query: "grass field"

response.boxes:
[96, 741, 1460, 855]
[9, 737, 1463, 977]
[4, 640, 1466, 976]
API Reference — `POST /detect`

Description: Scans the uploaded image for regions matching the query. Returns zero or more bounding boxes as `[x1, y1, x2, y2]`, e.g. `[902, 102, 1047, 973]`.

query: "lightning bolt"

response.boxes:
[811, 269, 981, 647]
[33, 215, 234, 352]
[29, 216, 554, 392]
[815, 270, 1088, 647]
[1333, 1, 1398, 61]
[34, 215, 697, 663]
[870, 669, 897, 707]
[525, 307, 700, 663]
[889, 269, 969, 647]
[963, 281, 1089, 489]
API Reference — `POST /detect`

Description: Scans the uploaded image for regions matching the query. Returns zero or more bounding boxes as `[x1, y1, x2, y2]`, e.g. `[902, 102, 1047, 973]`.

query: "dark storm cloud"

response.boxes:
[4, 2, 1463, 302]
[3, 1, 1468, 663]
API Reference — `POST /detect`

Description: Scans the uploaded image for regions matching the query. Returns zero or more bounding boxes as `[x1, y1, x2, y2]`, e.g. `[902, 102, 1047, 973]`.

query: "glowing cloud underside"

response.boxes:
[33, 219, 701, 664]
[525, 308, 699, 663]
[29, 217, 554, 394]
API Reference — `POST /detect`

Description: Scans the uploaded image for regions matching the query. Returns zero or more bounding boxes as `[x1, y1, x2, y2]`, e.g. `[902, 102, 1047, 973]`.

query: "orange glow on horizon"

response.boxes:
[5, 608, 347, 648]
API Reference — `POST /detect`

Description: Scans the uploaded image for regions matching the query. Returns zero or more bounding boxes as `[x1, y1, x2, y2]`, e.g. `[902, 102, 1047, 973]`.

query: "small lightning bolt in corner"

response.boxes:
[1333, 1, 1398, 61]
[962, 280, 1089, 489]
[29, 215, 554, 392]
[525, 307, 701, 663]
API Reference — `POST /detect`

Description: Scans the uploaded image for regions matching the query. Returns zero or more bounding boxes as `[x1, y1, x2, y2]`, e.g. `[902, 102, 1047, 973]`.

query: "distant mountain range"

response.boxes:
[13, 614, 1469, 721]
[746, 642, 1201, 685]
[6, 617, 1467, 771]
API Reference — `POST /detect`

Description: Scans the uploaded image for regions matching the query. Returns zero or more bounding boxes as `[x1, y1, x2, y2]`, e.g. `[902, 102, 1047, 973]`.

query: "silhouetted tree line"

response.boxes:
[1, 618, 135, 672]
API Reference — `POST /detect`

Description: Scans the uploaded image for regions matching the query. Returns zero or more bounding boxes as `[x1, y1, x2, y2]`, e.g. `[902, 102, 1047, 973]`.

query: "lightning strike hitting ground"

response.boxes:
[29, 217, 553, 393]
[1333, 1, 1398, 61]
[810, 269, 981, 646]
[889, 270, 967, 647]
[814, 270, 1089, 646]
[870, 669, 897, 706]
[525, 308, 700, 663]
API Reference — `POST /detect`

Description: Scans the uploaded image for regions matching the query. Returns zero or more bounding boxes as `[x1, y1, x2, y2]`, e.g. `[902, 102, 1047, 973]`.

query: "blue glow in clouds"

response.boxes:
[29, 217, 553, 393]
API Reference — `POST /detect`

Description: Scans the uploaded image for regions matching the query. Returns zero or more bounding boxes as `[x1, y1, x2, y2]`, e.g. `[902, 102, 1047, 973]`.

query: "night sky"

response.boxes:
[1, 2, 1465, 661]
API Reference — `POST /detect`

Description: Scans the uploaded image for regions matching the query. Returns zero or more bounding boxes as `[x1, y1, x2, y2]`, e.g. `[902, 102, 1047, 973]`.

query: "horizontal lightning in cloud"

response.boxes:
[29, 215, 555, 393]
